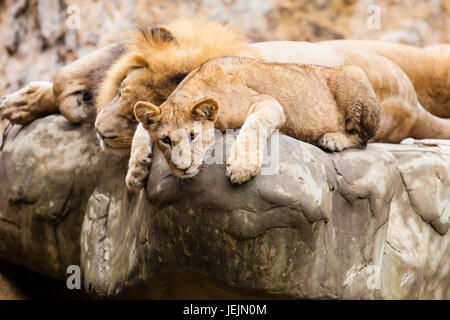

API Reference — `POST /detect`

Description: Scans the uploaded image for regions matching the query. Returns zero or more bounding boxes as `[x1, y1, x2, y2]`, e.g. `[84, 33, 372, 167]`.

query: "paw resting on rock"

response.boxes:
[317, 132, 356, 152]
[126, 153, 152, 192]
[0, 82, 54, 125]
[226, 143, 262, 184]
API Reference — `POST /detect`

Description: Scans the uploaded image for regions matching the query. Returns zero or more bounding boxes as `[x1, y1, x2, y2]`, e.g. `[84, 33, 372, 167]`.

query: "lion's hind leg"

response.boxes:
[0, 81, 57, 125]
[326, 65, 381, 149]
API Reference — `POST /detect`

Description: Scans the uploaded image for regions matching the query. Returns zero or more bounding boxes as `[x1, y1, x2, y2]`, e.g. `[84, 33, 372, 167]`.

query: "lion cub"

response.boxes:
[133, 57, 380, 184]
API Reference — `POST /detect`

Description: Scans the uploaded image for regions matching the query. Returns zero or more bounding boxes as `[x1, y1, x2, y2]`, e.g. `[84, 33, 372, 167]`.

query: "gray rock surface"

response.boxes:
[0, 116, 448, 299]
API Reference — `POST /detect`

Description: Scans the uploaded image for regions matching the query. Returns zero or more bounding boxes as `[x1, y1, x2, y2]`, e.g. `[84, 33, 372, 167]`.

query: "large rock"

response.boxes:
[0, 116, 448, 299]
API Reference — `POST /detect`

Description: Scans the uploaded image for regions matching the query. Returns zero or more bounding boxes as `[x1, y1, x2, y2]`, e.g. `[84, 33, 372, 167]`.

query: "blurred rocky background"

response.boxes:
[1, 0, 449, 99]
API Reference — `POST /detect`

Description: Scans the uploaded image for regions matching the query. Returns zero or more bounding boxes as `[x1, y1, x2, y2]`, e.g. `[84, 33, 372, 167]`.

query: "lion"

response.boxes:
[133, 57, 381, 184]
[98, 38, 450, 157]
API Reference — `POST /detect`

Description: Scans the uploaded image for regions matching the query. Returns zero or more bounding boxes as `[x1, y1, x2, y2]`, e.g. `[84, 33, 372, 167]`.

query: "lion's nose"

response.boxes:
[95, 128, 118, 140]
[176, 165, 190, 173]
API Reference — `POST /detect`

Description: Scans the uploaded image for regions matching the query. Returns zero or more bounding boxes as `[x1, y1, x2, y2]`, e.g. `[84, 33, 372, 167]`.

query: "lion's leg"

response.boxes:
[55, 85, 93, 124]
[0, 82, 58, 125]
[53, 63, 95, 123]
[226, 97, 286, 184]
[53, 43, 125, 123]
[1, 43, 124, 125]
[325, 65, 381, 149]
[126, 123, 153, 192]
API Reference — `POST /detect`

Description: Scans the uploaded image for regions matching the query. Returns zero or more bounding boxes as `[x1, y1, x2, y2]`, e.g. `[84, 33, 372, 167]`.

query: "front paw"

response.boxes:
[0, 82, 53, 125]
[226, 148, 261, 184]
[126, 155, 152, 192]
[226, 162, 260, 184]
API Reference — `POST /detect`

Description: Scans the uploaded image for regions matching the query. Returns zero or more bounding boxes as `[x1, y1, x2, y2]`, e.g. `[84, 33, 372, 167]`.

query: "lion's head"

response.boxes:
[94, 19, 255, 154]
[134, 96, 219, 178]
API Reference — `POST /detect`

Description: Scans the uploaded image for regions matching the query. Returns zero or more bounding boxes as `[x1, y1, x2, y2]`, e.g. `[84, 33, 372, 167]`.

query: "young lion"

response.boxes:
[133, 57, 381, 184]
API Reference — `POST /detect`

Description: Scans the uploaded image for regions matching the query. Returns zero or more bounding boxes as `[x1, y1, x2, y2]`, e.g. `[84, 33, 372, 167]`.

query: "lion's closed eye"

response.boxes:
[161, 136, 172, 146]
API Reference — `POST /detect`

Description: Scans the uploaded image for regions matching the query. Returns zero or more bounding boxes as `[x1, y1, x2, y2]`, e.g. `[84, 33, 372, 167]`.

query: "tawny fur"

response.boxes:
[133, 57, 381, 184]
[95, 19, 257, 112]
[2, 20, 449, 185]
[2, 20, 449, 151]
[93, 19, 259, 150]
[322, 40, 450, 118]
[126, 44, 450, 190]
[97, 38, 450, 154]
[0, 43, 125, 124]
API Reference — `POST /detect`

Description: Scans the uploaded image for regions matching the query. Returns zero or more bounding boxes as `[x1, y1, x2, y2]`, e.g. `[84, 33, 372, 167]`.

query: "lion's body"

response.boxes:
[95, 37, 450, 156]
[134, 57, 382, 183]
[322, 40, 450, 118]
[251, 41, 450, 143]
[93, 20, 259, 150]
[166, 57, 380, 144]
[129, 49, 450, 188]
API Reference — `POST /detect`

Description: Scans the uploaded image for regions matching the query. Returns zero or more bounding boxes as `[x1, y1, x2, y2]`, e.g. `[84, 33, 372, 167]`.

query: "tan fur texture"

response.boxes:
[1, 20, 449, 189]
[322, 47, 450, 143]
[0, 43, 125, 125]
[94, 19, 258, 151]
[0, 82, 56, 124]
[126, 39, 450, 191]
[133, 57, 381, 184]
[426, 44, 450, 54]
[2, 21, 448, 150]
[96, 20, 256, 111]
[323, 40, 450, 118]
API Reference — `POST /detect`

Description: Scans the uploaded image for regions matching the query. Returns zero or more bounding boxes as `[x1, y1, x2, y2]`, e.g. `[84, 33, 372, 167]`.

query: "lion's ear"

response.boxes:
[134, 101, 161, 129]
[191, 98, 219, 121]
[138, 26, 176, 45]
[147, 26, 175, 44]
